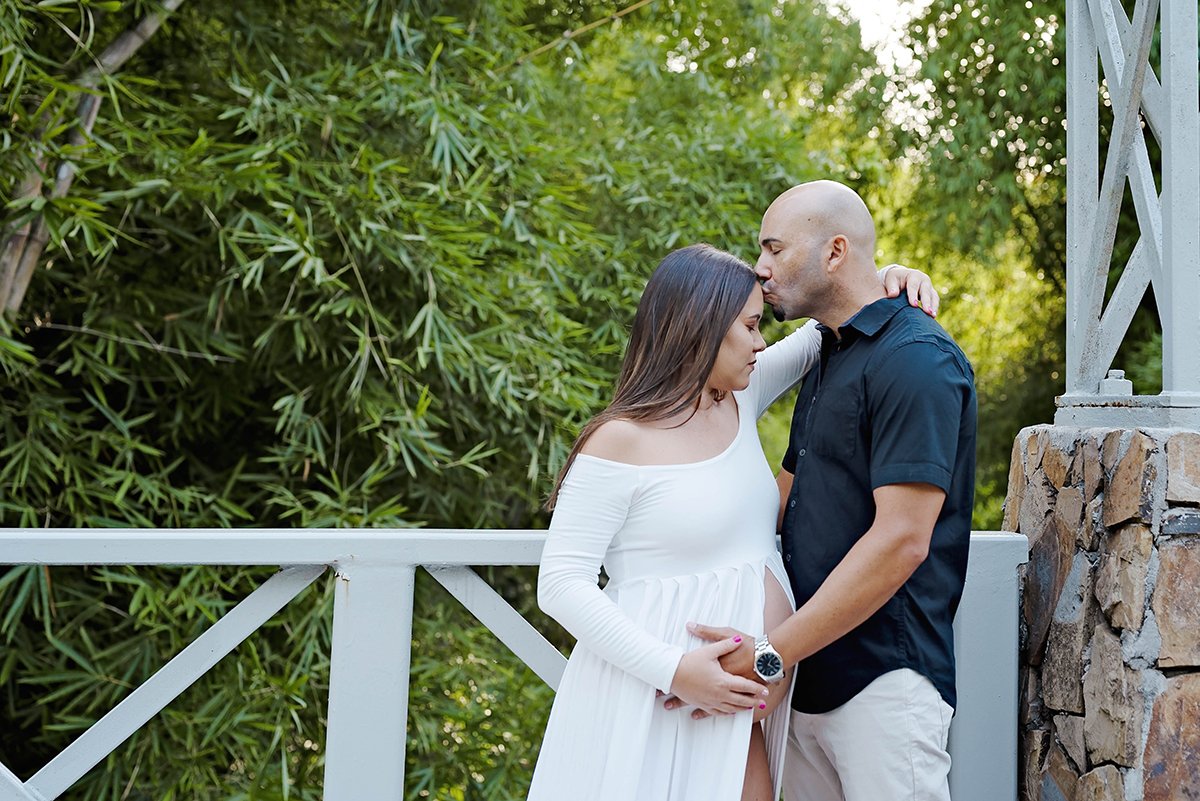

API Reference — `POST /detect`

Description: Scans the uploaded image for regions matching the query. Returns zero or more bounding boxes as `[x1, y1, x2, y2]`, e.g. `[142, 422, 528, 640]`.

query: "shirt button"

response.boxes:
[788, 499, 796, 508]
[798, 448, 806, 457]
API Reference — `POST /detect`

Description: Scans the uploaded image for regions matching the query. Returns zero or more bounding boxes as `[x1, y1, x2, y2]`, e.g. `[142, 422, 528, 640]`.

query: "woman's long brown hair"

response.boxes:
[547, 243, 758, 509]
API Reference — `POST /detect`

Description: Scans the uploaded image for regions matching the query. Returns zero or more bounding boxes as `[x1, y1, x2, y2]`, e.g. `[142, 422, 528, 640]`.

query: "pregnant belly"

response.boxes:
[607, 557, 796, 649]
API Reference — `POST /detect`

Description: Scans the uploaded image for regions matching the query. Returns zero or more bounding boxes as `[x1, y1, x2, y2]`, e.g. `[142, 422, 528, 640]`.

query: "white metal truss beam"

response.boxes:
[1060, 0, 1200, 423]
[1092, 0, 1166, 135]
[1159, 0, 1200, 394]
[1076, 0, 1158, 344]
[1065, 0, 1098, 392]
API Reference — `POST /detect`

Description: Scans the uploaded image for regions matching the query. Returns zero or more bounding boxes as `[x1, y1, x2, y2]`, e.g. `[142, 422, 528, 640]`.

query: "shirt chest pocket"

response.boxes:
[808, 394, 860, 461]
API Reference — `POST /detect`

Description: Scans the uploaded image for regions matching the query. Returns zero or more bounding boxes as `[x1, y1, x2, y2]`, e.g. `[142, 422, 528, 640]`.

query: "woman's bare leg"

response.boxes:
[742, 566, 797, 800]
[753, 569, 794, 723]
[741, 723, 774, 801]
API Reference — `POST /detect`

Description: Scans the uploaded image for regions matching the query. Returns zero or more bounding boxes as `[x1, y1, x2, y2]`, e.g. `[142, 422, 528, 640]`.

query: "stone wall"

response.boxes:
[1004, 425, 1200, 801]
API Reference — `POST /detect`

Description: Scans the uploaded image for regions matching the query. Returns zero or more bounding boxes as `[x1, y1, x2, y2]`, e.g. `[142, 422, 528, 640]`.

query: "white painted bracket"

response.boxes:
[427, 565, 567, 690]
[23, 565, 324, 801]
[0, 761, 40, 801]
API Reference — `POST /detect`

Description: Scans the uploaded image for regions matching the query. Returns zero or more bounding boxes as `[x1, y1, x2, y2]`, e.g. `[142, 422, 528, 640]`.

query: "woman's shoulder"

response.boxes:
[579, 419, 647, 465]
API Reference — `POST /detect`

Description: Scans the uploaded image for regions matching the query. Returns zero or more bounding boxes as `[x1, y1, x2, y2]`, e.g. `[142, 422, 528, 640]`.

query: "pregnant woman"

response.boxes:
[527, 244, 936, 800]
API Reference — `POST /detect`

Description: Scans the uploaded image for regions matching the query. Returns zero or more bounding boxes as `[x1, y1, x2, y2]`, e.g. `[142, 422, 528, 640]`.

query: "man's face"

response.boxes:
[754, 207, 824, 322]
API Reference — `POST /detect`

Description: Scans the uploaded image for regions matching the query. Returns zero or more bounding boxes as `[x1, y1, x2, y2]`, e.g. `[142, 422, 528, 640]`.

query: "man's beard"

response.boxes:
[770, 303, 787, 323]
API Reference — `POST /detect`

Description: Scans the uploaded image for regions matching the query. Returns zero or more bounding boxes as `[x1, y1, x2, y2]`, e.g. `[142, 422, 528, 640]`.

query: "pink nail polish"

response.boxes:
[733, 636, 742, 644]
[759, 703, 767, 709]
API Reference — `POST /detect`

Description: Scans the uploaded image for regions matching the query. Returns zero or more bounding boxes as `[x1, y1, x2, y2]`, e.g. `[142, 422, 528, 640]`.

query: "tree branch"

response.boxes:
[502, 0, 658, 71]
[35, 322, 237, 363]
[5, 218, 49, 316]
[1, 0, 188, 318]
[76, 0, 187, 89]
[0, 158, 46, 310]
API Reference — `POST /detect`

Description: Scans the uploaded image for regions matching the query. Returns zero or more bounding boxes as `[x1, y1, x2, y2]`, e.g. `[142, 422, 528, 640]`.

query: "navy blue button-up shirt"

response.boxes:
[781, 295, 977, 714]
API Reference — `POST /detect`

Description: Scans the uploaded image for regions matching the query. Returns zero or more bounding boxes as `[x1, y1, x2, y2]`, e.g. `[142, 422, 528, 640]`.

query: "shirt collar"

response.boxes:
[815, 295, 910, 342]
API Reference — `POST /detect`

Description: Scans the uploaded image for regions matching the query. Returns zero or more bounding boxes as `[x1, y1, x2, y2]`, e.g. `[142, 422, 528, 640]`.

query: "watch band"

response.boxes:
[753, 635, 786, 683]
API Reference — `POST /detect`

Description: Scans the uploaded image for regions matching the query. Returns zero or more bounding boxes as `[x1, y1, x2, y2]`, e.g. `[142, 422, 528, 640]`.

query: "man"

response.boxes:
[686, 180, 976, 800]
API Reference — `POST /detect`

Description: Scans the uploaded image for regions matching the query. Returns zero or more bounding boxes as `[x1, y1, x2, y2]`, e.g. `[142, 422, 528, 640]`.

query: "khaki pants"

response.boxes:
[784, 668, 954, 801]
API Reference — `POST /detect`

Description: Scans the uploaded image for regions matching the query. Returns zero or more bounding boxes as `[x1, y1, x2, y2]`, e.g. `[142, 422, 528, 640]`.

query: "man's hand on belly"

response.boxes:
[688, 623, 756, 679]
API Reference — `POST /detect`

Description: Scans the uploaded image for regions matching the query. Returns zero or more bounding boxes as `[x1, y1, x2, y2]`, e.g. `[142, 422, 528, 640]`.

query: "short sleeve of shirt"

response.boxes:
[866, 340, 971, 492]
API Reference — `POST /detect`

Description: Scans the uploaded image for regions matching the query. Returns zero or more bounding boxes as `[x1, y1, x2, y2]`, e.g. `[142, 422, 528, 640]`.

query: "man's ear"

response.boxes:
[825, 235, 849, 274]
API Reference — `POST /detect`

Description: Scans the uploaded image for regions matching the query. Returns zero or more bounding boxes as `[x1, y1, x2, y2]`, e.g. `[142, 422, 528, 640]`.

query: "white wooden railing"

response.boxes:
[0, 529, 1026, 801]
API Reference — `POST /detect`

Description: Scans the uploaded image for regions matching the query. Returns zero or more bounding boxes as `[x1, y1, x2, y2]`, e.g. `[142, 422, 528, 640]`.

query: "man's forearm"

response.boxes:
[703, 484, 944, 682]
[771, 522, 926, 668]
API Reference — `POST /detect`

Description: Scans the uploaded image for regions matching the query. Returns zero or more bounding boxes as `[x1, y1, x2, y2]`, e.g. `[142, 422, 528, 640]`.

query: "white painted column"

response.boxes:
[323, 564, 416, 801]
[1160, 0, 1200, 396]
[948, 532, 1029, 801]
[1065, 0, 1098, 395]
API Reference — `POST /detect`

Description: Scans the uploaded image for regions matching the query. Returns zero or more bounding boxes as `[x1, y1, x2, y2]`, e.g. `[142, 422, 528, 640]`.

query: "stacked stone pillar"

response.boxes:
[1005, 425, 1200, 801]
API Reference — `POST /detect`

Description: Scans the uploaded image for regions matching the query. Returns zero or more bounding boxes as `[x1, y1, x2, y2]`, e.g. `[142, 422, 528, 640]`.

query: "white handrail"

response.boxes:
[0, 529, 1027, 801]
[0, 528, 547, 565]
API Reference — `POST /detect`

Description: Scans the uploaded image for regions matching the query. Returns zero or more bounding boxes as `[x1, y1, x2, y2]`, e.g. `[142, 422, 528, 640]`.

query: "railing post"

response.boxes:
[323, 563, 416, 801]
[1064, 0, 1097, 395]
[1160, 0, 1200, 397]
[948, 532, 1029, 801]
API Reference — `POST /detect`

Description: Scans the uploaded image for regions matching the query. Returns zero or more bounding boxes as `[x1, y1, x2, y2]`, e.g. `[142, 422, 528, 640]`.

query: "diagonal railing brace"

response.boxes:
[24, 565, 325, 801]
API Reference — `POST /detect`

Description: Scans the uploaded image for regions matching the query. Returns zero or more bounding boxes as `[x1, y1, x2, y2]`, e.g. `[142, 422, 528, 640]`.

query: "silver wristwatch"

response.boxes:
[753, 635, 786, 683]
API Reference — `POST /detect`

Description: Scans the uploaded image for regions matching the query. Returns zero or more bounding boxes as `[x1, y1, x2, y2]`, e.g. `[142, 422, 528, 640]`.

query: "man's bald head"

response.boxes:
[754, 180, 884, 326]
[764, 180, 876, 259]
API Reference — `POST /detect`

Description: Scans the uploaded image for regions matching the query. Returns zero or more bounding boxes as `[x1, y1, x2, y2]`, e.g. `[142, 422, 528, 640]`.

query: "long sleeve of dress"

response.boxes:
[746, 319, 822, 418]
[538, 458, 686, 692]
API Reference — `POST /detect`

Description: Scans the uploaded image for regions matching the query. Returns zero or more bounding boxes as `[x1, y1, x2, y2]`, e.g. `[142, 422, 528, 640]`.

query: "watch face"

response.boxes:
[756, 651, 783, 677]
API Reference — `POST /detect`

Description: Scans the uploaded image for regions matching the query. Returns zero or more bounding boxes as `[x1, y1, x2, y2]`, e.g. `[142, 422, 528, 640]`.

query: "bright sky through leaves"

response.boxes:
[832, 0, 929, 67]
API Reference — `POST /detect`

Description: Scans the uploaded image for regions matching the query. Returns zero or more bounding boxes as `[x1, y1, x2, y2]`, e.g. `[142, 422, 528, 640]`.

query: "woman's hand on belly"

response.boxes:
[668, 568, 794, 719]
[667, 636, 769, 716]
[665, 621, 787, 721]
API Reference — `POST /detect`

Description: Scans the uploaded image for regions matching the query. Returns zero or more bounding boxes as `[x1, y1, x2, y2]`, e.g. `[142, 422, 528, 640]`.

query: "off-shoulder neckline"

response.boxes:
[573, 393, 745, 470]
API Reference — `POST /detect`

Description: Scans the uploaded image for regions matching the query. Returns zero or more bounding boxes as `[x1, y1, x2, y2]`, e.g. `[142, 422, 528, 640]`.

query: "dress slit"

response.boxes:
[759, 559, 797, 800]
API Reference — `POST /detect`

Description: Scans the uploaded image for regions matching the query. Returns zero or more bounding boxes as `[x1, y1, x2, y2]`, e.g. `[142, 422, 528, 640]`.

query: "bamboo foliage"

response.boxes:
[0, 2, 883, 798]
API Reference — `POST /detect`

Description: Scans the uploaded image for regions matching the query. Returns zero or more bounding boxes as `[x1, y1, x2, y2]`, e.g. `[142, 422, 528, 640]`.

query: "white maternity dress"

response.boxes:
[528, 321, 821, 801]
